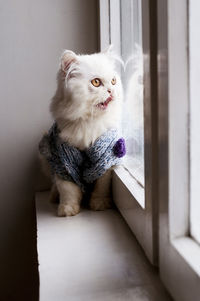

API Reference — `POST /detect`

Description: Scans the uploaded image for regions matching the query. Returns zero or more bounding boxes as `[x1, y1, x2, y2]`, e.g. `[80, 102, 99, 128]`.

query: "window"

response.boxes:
[101, 0, 200, 299]
[99, 0, 158, 265]
[158, 0, 200, 300]
[189, 0, 200, 245]
[120, 0, 144, 189]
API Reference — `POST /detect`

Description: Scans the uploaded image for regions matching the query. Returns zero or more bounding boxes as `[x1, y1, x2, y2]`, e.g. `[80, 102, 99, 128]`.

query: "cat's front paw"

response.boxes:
[90, 197, 112, 211]
[57, 203, 80, 217]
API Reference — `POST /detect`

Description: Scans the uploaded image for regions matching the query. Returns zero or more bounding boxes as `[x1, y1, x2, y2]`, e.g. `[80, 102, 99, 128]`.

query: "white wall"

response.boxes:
[0, 0, 98, 300]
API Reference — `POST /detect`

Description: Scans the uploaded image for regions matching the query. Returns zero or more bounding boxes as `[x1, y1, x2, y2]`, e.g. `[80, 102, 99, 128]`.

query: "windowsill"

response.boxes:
[123, 155, 145, 187]
[113, 165, 145, 209]
[172, 237, 200, 276]
[36, 191, 172, 301]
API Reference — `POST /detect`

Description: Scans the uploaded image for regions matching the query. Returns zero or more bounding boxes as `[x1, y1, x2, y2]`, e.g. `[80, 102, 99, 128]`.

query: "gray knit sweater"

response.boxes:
[39, 123, 125, 191]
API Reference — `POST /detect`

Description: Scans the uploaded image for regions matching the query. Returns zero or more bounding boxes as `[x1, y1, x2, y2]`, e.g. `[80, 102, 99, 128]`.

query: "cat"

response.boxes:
[40, 46, 123, 217]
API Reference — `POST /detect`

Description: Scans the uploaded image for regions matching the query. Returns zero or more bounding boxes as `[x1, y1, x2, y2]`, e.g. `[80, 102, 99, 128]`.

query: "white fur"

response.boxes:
[51, 51, 122, 149]
[56, 176, 82, 217]
[47, 49, 123, 216]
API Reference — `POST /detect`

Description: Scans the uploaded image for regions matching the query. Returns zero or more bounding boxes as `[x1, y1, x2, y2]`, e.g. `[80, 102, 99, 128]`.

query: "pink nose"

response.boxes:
[107, 89, 111, 94]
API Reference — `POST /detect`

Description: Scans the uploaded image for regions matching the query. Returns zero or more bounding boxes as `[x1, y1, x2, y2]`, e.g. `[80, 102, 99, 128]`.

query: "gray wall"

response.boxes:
[0, 1, 98, 300]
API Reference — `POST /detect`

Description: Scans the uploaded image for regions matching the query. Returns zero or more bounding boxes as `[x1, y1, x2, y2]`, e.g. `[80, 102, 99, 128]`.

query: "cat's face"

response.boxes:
[58, 49, 122, 121]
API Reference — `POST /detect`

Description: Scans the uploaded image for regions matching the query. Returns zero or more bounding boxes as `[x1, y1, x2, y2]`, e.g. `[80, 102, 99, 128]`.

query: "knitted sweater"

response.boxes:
[39, 123, 126, 191]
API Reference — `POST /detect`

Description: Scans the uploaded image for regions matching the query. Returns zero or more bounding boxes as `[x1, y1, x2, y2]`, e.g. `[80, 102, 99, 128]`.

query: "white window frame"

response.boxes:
[189, 0, 200, 246]
[158, 0, 200, 300]
[99, 0, 158, 265]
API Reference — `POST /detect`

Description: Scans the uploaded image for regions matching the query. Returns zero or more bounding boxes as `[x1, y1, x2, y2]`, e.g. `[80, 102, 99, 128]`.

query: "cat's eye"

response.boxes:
[91, 78, 101, 87]
[111, 77, 116, 85]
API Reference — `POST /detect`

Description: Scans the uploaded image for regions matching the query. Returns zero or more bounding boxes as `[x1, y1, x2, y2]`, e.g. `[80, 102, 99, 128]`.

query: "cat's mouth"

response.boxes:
[96, 96, 112, 110]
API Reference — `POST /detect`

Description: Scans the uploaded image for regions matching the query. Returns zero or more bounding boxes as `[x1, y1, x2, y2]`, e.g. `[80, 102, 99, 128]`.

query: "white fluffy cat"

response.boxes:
[41, 47, 123, 217]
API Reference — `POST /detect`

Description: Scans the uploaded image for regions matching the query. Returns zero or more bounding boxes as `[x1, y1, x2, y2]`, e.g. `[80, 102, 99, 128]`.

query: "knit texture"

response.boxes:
[39, 123, 126, 191]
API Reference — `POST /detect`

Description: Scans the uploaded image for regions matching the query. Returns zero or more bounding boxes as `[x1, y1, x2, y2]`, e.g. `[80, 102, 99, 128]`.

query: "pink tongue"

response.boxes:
[98, 97, 111, 109]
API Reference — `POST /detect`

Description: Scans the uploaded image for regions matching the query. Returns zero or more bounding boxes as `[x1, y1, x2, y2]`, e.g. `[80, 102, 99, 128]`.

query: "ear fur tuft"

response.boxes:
[61, 50, 77, 72]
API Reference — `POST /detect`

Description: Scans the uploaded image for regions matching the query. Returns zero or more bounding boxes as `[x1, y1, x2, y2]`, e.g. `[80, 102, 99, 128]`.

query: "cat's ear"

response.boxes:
[60, 50, 77, 72]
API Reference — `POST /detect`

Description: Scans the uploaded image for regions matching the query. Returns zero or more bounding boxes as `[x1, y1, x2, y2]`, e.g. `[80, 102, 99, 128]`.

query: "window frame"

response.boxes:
[189, 0, 200, 245]
[158, 0, 200, 300]
[99, 0, 158, 265]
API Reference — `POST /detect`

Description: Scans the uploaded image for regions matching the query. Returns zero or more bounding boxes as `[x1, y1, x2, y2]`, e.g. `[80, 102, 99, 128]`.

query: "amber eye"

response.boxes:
[91, 78, 101, 87]
[111, 77, 116, 85]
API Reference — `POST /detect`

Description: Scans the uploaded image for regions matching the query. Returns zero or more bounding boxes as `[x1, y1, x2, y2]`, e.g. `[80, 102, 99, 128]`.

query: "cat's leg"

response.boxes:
[90, 168, 112, 211]
[55, 175, 82, 217]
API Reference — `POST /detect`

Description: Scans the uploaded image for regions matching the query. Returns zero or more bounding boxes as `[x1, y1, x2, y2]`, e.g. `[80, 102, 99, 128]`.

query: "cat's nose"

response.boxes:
[107, 88, 112, 94]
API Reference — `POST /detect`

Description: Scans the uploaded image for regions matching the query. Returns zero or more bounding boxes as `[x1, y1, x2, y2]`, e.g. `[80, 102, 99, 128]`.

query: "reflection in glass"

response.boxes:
[120, 0, 144, 186]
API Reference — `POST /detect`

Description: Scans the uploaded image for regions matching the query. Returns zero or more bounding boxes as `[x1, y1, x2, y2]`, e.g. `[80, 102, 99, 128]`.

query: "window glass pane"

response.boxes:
[120, 0, 144, 187]
[189, 0, 200, 245]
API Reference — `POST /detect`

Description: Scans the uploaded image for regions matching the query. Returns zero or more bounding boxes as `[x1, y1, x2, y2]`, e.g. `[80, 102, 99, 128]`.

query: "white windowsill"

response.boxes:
[113, 165, 145, 209]
[36, 191, 171, 301]
[172, 237, 200, 276]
